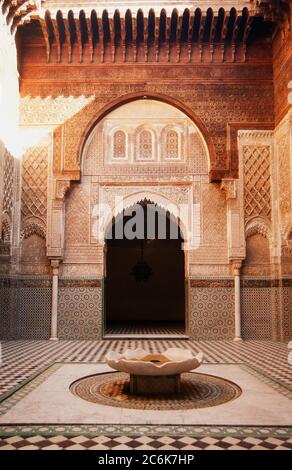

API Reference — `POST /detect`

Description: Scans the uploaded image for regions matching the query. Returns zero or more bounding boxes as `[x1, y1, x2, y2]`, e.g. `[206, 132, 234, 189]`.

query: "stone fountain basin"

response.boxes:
[105, 348, 203, 376]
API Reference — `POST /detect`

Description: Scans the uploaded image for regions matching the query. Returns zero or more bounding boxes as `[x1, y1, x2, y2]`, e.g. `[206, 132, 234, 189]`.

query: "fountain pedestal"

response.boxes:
[130, 374, 181, 395]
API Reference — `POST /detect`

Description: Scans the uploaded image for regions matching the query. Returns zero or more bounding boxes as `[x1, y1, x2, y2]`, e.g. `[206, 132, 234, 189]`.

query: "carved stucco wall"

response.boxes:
[238, 124, 292, 341]
[20, 145, 50, 275]
[63, 100, 227, 276]
[1, 92, 291, 340]
[19, 73, 274, 179]
[274, 111, 292, 341]
[0, 148, 15, 266]
[58, 100, 231, 340]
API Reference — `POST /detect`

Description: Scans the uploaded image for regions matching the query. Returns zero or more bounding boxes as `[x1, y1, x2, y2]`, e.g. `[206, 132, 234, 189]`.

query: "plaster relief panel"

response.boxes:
[201, 183, 227, 245]
[243, 145, 271, 221]
[242, 233, 271, 276]
[277, 134, 291, 236]
[65, 182, 90, 247]
[20, 234, 50, 275]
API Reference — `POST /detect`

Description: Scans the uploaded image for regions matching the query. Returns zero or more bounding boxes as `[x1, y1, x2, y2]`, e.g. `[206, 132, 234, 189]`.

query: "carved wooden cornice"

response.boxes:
[0, 1, 39, 34]
[40, 6, 258, 64]
[11, 1, 281, 63]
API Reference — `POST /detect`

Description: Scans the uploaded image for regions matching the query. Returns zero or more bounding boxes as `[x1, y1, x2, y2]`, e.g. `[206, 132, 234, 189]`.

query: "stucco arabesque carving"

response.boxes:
[20, 220, 46, 241]
[101, 185, 191, 209]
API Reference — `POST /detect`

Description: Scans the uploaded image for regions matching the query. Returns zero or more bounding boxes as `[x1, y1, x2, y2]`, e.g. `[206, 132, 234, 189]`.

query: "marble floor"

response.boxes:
[0, 363, 291, 426]
[104, 321, 186, 337]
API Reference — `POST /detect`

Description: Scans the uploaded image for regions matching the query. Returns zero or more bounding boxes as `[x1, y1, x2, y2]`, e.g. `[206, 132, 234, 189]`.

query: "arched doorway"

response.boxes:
[104, 201, 186, 337]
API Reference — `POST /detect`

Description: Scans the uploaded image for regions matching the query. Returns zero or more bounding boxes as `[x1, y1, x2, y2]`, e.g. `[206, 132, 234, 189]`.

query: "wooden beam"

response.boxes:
[52, 17, 61, 63]
[97, 15, 104, 63]
[74, 14, 83, 63]
[39, 18, 51, 62]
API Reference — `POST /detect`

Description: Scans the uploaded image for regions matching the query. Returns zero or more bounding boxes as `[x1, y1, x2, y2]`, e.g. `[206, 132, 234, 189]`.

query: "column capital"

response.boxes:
[50, 259, 61, 275]
[231, 259, 242, 275]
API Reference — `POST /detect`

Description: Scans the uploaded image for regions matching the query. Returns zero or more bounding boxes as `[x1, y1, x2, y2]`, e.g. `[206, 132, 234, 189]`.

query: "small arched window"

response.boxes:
[113, 130, 127, 159]
[165, 129, 179, 160]
[137, 130, 153, 160]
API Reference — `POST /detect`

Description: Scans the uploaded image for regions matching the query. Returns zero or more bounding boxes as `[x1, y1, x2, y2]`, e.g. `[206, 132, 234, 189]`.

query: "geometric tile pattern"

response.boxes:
[0, 339, 291, 399]
[0, 286, 51, 340]
[283, 287, 292, 341]
[17, 287, 51, 340]
[70, 371, 242, 410]
[0, 434, 292, 450]
[0, 287, 10, 339]
[241, 288, 273, 340]
[58, 287, 102, 340]
[189, 287, 234, 340]
[105, 321, 185, 336]
[1, 424, 292, 439]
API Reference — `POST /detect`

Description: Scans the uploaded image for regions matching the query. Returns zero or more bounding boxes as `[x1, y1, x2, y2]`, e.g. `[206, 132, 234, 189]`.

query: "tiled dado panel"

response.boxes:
[189, 280, 235, 340]
[239, 279, 290, 340]
[283, 283, 292, 341]
[241, 287, 273, 340]
[0, 277, 51, 340]
[0, 286, 11, 339]
[57, 279, 102, 340]
[17, 287, 51, 340]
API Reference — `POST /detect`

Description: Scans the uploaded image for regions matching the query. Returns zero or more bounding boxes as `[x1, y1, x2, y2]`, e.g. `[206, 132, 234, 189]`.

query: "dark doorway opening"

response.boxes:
[104, 201, 186, 337]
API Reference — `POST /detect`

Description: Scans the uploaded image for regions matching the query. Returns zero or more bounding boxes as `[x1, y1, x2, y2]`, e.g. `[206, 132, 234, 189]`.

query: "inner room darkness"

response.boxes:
[105, 201, 185, 336]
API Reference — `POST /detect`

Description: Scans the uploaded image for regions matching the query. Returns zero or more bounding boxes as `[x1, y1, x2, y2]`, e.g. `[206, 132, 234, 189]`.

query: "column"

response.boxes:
[232, 260, 243, 342]
[50, 259, 60, 341]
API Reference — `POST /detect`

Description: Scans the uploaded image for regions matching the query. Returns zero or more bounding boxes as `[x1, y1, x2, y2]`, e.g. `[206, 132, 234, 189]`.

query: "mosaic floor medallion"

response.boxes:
[70, 372, 242, 410]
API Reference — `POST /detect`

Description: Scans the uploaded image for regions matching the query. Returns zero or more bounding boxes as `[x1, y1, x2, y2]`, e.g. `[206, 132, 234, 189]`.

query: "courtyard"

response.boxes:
[0, 339, 291, 450]
[1, 0, 292, 456]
